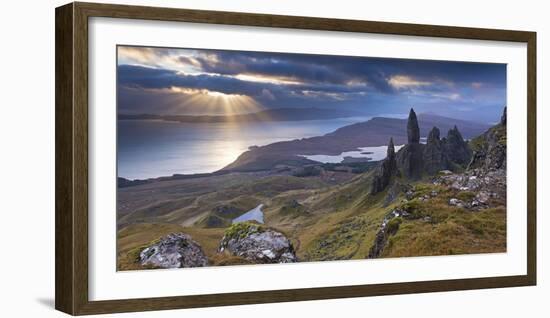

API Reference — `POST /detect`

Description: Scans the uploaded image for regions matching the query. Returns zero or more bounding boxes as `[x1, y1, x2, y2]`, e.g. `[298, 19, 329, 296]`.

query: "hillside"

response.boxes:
[223, 113, 490, 172]
[117, 108, 506, 270]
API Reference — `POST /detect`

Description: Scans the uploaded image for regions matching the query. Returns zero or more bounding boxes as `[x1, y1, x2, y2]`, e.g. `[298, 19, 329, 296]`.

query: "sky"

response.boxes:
[117, 46, 506, 123]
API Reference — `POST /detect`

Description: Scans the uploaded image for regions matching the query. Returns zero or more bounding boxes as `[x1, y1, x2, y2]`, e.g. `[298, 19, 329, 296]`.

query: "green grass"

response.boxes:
[117, 163, 506, 269]
[380, 196, 506, 258]
[117, 223, 226, 270]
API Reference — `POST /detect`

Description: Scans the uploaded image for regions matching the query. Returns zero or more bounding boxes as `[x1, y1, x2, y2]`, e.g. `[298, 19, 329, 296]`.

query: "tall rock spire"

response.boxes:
[371, 137, 398, 194]
[407, 108, 420, 144]
[398, 108, 424, 179]
[426, 126, 440, 144]
[423, 126, 447, 174]
[444, 126, 471, 165]
[387, 137, 395, 160]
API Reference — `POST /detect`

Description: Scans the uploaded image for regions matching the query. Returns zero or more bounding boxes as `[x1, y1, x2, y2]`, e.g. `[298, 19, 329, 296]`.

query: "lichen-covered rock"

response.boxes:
[433, 168, 506, 210]
[218, 222, 297, 263]
[139, 233, 208, 269]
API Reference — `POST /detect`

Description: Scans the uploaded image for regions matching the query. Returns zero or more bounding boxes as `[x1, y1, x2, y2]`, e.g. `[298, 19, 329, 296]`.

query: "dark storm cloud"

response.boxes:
[118, 64, 369, 100]
[117, 46, 507, 122]
[186, 50, 505, 89]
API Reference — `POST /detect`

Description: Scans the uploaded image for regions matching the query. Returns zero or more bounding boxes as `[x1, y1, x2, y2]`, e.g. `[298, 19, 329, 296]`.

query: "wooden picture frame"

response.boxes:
[55, 2, 536, 315]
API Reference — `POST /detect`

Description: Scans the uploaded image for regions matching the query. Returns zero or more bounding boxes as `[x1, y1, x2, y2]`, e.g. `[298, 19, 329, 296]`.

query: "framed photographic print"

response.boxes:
[55, 2, 536, 315]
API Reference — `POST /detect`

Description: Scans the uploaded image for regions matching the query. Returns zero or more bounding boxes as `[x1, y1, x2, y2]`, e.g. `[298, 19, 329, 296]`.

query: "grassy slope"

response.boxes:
[117, 168, 506, 269]
[381, 182, 506, 257]
[119, 174, 329, 228]
[117, 223, 227, 270]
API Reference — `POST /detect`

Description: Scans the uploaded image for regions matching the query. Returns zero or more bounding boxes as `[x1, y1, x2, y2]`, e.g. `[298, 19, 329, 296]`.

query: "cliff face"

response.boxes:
[396, 143, 425, 179]
[468, 107, 507, 171]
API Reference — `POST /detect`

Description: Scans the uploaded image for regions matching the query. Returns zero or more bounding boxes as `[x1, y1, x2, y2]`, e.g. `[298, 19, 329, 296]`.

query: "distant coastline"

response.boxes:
[118, 113, 491, 183]
[118, 107, 365, 123]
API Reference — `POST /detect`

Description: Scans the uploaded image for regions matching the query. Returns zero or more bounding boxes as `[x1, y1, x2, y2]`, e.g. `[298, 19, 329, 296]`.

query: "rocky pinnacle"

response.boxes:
[371, 137, 398, 194]
[387, 137, 395, 160]
[407, 108, 420, 144]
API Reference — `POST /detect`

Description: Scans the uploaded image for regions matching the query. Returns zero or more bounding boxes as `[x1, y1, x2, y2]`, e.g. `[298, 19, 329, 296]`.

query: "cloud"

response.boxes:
[117, 46, 507, 122]
[388, 75, 432, 89]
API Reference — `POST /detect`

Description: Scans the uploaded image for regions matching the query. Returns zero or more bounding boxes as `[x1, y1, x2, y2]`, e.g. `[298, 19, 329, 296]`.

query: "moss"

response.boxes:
[400, 200, 425, 218]
[469, 135, 487, 152]
[224, 221, 264, 239]
[279, 201, 308, 218]
[456, 191, 476, 202]
[464, 218, 486, 235]
[210, 254, 254, 266]
[386, 217, 403, 235]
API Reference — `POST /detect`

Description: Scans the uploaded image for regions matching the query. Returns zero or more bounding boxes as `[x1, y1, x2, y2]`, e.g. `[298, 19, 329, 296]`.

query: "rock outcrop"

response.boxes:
[371, 138, 399, 194]
[444, 126, 472, 165]
[468, 107, 507, 171]
[407, 108, 420, 143]
[370, 107, 476, 191]
[423, 126, 447, 174]
[139, 233, 209, 268]
[397, 144, 424, 180]
[218, 222, 297, 263]
[433, 167, 506, 210]
[397, 108, 426, 179]
[368, 208, 409, 258]
[395, 108, 472, 179]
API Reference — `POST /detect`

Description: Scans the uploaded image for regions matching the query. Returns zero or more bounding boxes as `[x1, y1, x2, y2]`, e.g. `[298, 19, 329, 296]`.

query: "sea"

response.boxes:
[117, 117, 374, 180]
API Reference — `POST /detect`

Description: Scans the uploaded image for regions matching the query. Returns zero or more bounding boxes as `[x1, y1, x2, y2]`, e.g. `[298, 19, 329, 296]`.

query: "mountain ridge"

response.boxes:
[118, 107, 366, 123]
[223, 113, 490, 172]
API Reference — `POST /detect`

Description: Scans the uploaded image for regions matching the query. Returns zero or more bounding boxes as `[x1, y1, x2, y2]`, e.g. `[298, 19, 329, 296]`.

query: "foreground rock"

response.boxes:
[139, 233, 209, 268]
[218, 222, 297, 263]
[368, 208, 413, 258]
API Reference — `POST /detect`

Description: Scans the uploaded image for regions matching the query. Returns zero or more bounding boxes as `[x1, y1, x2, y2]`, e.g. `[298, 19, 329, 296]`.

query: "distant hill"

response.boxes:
[118, 107, 365, 123]
[222, 114, 491, 172]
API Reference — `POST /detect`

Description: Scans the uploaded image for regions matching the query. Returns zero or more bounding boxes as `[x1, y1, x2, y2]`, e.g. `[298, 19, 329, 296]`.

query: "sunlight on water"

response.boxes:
[117, 117, 372, 179]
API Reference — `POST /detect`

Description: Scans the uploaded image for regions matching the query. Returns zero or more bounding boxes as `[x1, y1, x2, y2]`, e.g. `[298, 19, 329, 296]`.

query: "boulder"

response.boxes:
[449, 198, 464, 207]
[139, 233, 209, 269]
[218, 222, 297, 263]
